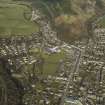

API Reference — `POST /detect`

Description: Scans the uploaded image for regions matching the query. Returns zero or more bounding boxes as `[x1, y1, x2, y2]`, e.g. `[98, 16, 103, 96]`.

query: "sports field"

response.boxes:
[0, 0, 39, 37]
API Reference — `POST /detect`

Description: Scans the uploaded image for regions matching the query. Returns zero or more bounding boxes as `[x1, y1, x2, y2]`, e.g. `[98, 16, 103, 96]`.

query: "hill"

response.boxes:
[20, 0, 105, 42]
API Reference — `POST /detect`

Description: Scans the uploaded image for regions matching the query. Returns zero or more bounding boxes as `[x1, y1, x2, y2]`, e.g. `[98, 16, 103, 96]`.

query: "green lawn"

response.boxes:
[29, 47, 66, 76]
[42, 51, 66, 76]
[0, 1, 39, 37]
[29, 48, 66, 76]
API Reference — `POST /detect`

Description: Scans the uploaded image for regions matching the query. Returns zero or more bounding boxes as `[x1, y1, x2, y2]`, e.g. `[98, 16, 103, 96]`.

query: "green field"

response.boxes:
[0, 0, 39, 37]
[42, 51, 66, 76]
[29, 48, 66, 76]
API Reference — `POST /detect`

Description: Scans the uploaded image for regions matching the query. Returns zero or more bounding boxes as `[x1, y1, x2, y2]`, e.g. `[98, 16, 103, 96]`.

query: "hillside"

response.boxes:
[1, 0, 105, 40]
[19, 0, 105, 42]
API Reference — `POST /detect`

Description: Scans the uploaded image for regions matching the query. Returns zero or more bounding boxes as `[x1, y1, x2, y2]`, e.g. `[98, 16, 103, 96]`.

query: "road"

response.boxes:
[31, 7, 86, 105]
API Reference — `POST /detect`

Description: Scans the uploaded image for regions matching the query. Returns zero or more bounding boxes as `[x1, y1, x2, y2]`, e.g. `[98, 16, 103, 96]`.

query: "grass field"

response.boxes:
[42, 51, 66, 76]
[0, 0, 39, 37]
[28, 48, 66, 76]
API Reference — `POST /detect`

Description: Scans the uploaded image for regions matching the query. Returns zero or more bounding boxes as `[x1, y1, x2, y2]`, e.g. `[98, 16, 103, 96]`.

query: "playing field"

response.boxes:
[42, 51, 66, 76]
[29, 48, 66, 76]
[0, 0, 39, 37]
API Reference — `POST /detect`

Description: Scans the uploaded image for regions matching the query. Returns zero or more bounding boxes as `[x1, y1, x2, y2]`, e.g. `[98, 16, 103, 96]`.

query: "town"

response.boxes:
[0, 0, 105, 105]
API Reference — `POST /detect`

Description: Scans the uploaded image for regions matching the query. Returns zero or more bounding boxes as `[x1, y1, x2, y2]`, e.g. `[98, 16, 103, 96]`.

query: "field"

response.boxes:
[28, 48, 66, 76]
[0, 0, 39, 37]
[42, 51, 66, 76]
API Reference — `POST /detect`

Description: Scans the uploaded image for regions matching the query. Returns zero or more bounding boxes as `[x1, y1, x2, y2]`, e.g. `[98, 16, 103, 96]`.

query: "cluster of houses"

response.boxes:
[65, 28, 105, 105]
[0, 10, 79, 104]
[1, 7, 105, 105]
[17, 6, 105, 105]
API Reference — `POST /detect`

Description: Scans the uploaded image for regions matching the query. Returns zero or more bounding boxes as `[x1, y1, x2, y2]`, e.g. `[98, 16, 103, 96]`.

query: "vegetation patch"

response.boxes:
[0, 1, 39, 37]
